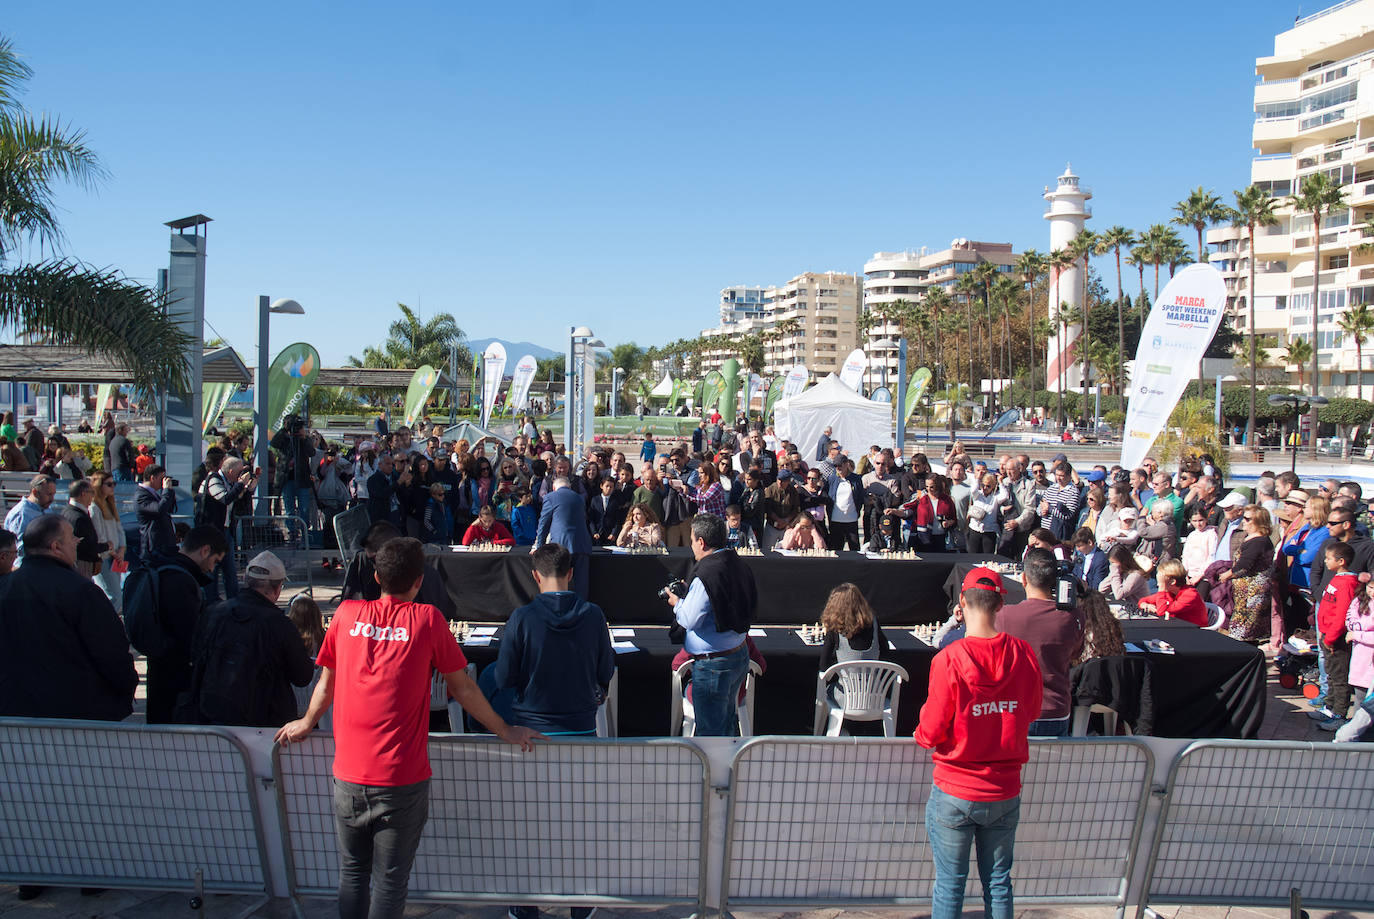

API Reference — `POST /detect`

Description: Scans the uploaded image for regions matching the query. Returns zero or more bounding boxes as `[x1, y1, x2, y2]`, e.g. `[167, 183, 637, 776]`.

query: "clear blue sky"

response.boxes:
[5, 1, 1317, 365]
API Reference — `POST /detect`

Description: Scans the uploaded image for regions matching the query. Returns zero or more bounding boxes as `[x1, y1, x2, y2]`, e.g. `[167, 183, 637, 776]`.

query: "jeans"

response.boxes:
[113, 469, 133, 483]
[333, 778, 430, 919]
[925, 784, 1020, 919]
[282, 480, 314, 530]
[688, 642, 749, 736]
[203, 531, 238, 604]
[96, 556, 124, 613]
[827, 520, 860, 551]
[1028, 717, 1069, 737]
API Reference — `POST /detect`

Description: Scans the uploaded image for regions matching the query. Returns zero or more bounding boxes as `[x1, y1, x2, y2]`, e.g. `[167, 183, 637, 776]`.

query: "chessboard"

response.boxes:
[796, 623, 826, 645]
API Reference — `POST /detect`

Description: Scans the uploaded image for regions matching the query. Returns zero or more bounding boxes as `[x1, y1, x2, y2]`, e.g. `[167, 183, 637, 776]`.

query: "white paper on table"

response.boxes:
[748, 628, 767, 637]
[610, 628, 636, 638]
[1124, 642, 1145, 654]
[448, 545, 469, 552]
[612, 641, 639, 654]
[463, 636, 493, 647]
[605, 546, 631, 554]
[1145, 639, 1176, 655]
[470, 626, 498, 637]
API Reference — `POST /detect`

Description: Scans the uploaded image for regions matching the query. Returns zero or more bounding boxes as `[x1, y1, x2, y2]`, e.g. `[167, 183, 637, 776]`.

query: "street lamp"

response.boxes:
[1267, 392, 1328, 473]
[255, 296, 304, 514]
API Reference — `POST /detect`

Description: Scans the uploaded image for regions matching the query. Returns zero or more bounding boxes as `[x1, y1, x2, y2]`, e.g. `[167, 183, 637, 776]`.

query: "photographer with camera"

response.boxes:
[996, 548, 1085, 738]
[136, 464, 179, 562]
[663, 514, 757, 736]
[270, 414, 317, 533]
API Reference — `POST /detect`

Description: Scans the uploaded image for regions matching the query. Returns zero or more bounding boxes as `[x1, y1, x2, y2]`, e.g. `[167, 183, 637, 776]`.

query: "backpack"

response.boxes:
[182, 605, 269, 725]
[122, 563, 193, 658]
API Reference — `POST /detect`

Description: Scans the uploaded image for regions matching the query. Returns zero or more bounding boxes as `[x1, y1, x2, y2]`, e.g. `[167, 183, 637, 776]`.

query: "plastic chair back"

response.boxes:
[442, 663, 477, 732]
[671, 659, 761, 737]
[814, 660, 909, 736]
[595, 670, 619, 738]
[1204, 602, 1226, 631]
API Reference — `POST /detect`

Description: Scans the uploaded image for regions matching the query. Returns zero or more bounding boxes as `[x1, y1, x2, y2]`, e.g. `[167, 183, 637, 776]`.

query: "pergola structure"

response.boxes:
[0, 344, 251, 385]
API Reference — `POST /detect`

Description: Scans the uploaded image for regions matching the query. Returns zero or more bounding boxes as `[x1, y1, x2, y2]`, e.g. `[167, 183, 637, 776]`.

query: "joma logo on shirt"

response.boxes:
[971, 700, 1018, 716]
[348, 621, 410, 642]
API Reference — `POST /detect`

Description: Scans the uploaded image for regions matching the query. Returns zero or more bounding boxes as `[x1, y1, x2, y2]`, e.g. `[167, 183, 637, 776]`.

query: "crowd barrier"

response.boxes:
[0, 719, 1371, 918]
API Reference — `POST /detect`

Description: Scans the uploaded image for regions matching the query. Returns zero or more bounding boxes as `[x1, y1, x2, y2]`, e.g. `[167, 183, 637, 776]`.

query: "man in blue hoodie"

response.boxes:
[481, 543, 616, 737]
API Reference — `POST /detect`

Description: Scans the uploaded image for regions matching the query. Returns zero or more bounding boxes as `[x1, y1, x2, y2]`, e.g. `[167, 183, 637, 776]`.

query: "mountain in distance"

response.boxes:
[466, 338, 561, 360]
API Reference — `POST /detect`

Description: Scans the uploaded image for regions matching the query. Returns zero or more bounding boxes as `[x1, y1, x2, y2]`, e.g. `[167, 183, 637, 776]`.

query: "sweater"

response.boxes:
[1318, 571, 1360, 646]
[914, 632, 1042, 801]
[1139, 586, 1208, 627]
[690, 548, 757, 635]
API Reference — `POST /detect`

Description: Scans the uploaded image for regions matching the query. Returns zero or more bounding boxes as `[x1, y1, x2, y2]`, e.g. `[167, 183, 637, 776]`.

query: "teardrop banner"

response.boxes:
[480, 343, 508, 428]
[764, 376, 785, 421]
[507, 354, 538, 414]
[838, 348, 867, 391]
[869, 387, 892, 404]
[701, 370, 725, 412]
[267, 342, 320, 432]
[202, 382, 238, 434]
[1120, 264, 1227, 470]
[403, 365, 441, 428]
[904, 367, 933, 425]
[668, 377, 690, 414]
[782, 364, 809, 400]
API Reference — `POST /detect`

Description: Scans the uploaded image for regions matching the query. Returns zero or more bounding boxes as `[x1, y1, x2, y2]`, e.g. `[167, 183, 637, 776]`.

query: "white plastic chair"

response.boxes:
[670, 659, 762, 737]
[442, 663, 477, 734]
[813, 660, 910, 737]
[595, 670, 619, 738]
[1071, 703, 1129, 737]
[1203, 602, 1226, 631]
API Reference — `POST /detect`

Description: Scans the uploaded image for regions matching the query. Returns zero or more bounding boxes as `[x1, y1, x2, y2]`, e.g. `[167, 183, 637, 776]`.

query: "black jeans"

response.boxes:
[966, 530, 998, 555]
[827, 520, 860, 551]
[334, 778, 430, 919]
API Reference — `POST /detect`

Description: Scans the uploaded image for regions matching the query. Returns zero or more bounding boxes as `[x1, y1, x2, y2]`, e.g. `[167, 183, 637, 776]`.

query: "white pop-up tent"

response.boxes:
[773, 373, 892, 454]
[649, 374, 675, 397]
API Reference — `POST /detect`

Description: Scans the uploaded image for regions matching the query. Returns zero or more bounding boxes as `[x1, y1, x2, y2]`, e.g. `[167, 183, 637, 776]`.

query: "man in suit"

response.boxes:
[535, 476, 592, 598]
[136, 464, 178, 563]
[1071, 527, 1109, 592]
[588, 475, 627, 546]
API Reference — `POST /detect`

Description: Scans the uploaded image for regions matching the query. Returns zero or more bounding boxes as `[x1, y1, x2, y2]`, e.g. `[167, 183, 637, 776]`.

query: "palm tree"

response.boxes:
[1048, 248, 1074, 422]
[1337, 302, 1374, 401]
[1127, 245, 1150, 315]
[1284, 337, 1314, 389]
[1164, 237, 1194, 278]
[992, 274, 1021, 392]
[925, 288, 952, 389]
[736, 333, 765, 376]
[1052, 301, 1076, 424]
[1289, 171, 1348, 456]
[1097, 226, 1134, 397]
[348, 303, 468, 370]
[1070, 229, 1098, 400]
[972, 261, 1000, 403]
[954, 272, 981, 387]
[1231, 185, 1280, 444]
[1233, 334, 1278, 384]
[0, 36, 192, 396]
[1014, 249, 1047, 415]
[1172, 186, 1229, 262]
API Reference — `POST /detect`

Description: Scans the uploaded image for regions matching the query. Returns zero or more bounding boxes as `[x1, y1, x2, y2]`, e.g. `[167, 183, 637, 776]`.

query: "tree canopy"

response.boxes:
[347, 302, 469, 370]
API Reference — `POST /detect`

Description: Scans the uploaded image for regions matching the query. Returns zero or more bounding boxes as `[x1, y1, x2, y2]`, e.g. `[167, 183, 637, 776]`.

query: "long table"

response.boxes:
[434, 547, 986, 625]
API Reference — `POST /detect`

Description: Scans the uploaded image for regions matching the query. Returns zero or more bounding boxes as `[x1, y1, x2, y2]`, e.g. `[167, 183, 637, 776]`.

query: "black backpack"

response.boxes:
[122, 563, 192, 658]
[183, 605, 269, 725]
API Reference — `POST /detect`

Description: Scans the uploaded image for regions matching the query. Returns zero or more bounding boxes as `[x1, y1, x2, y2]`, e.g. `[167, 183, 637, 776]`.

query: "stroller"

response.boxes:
[1275, 634, 1321, 697]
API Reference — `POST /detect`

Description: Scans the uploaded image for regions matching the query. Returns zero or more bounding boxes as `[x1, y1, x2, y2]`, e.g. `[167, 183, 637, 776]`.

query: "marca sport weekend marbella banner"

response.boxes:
[764, 376, 784, 421]
[480, 343, 508, 428]
[507, 354, 538, 414]
[1121, 263, 1227, 471]
[267, 342, 320, 432]
[838, 348, 867, 391]
[782, 364, 809, 400]
[403, 365, 442, 428]
[701, 370, 725, 412]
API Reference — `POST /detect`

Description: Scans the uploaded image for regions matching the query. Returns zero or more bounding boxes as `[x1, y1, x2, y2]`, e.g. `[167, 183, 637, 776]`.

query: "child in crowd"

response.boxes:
[1314, 540, 1359, 730]
[462, 503, 515, 547]
[287, 593, 330, 729]
[510, 489, 538, 546]
[724, 505, 756, 549]
[739, 470, 766, 549]
[1341, 578, 1374, 741]
[915, 567, 1042, 919]
[422, 482, 452, 545]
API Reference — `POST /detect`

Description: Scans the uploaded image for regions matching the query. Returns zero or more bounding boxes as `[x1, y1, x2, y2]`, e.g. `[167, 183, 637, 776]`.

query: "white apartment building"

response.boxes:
[862, 240, 1020, 383]
[698, 273, 862, 378]
[1206, 0, 1374, 395]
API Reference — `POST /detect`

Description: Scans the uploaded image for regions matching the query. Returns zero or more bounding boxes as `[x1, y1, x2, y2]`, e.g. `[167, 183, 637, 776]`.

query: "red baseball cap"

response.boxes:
[961, 566, 1007, 595]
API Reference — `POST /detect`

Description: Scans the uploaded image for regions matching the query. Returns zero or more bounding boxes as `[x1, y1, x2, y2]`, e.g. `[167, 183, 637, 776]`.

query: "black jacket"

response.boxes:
[144, 550, 214, 724]
[341, 554, 457, 620]
[61, 502, 107, 563]
[136, 483, 178, 559]
[690, 548, 756, 635]
[588, 490, 628, 543]
[1310, 531, 1374, 597]
[108, 434, 136, 474]
[0, 555, 137, 720]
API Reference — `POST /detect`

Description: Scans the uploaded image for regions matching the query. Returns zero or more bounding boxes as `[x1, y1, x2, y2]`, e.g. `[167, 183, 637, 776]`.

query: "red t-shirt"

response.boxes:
[914, 632, 1042, 801]
[318, 596, 467, 786]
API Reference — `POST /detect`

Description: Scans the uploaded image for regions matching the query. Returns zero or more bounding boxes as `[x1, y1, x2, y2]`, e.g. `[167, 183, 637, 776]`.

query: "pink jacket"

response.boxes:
[1346, 596, 1374, 691]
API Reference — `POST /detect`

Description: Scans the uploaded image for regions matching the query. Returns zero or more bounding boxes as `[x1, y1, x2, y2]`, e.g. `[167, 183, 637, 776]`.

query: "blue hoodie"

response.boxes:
[488, 591, 615, 733]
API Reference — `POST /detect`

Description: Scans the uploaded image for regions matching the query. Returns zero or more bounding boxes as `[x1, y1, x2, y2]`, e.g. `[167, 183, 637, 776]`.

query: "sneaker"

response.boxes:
[1308, 707, 1335, 721]
[1307, 696, 1328, 709]
[509, 908, 539, 919]
[1318, 716, 1348, 732]
[571, 909, 598, 919]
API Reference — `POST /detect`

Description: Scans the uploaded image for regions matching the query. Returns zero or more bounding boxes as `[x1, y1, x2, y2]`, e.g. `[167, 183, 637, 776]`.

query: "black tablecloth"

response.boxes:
[435, 548, 996, 626]
[457, 625, 936, 737]
[942, 562, 1266, 738]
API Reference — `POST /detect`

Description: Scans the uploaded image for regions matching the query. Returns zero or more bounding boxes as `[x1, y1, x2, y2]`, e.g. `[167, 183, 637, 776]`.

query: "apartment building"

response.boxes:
[698, 273, 862, 378]
[1206, 0, 1374, 395]
[862, 240, 1020, 382]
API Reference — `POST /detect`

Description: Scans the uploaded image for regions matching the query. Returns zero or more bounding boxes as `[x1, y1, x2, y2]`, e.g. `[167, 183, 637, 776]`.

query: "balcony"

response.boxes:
[1253, 117, 1297, 146]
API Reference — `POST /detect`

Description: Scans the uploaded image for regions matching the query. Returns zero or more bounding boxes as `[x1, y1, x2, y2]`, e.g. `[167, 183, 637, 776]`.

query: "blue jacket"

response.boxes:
[535, 486, 592, 554]
[510, 504, 538, 546]
[488, 591, 615, 733]
[1282, 524, 1329, 591]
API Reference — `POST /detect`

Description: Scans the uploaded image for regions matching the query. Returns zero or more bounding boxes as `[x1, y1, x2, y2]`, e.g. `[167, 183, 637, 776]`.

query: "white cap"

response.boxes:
[1217, 491, 1249, 509]
[246, 551, 286, 580]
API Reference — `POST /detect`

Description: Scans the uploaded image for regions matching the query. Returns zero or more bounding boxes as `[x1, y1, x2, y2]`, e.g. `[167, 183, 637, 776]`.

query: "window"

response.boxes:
[1257, 100, 1301, 120]
[1328, 254, 1350, 269]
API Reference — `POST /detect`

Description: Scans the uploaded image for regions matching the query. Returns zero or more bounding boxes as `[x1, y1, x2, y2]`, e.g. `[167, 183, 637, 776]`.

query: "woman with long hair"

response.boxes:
[88, 471, 128, 612]
[616, 502, 664, 548]
[1075, 590, 1126, 664]
[1103, 545, 1151, 606]
[819, 582, 890, 702]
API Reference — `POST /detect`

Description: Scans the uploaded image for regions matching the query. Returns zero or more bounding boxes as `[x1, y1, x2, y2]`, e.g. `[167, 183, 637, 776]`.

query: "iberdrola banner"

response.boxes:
[403, 365, 441, 428]
[782, 364, 809, 400]
[480, 343, 507, 428]
[1121, 264, 1227, 470]
[202, 382, 237, 434]
[701, 370, 725, 412]
[507, 354, 538, 414]
[904, 367, 933, 425]
[838, 348, 867, 391]
[764, 376, 785, 421]
[267, 342, 320, 433]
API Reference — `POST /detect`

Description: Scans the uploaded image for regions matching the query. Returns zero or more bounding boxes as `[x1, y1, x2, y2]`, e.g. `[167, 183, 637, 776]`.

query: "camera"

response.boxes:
[285, 414, 305, 434]
[1054, 560, 1078, 611]
[657, 577, 687, 602]
[166, 478, 179, 488]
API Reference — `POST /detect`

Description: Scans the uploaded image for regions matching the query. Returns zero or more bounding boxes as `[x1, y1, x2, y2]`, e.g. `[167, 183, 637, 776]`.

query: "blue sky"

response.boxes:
[4, 1, 1317, 365]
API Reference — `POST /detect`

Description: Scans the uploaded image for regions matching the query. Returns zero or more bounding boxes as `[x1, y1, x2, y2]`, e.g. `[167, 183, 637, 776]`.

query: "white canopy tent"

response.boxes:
[773, 373, 892, 454]
[649, 373, 675, 397]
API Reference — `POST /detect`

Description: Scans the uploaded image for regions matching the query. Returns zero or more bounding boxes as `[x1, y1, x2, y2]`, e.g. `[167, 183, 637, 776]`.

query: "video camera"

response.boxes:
[1055, 559, 1078, 611]
[658, 577, 687, 602]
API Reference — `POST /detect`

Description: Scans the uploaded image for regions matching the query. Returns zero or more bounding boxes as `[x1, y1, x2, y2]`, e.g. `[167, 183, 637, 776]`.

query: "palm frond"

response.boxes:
[0, 259, 193, 395]
[0, 112, 106, 255]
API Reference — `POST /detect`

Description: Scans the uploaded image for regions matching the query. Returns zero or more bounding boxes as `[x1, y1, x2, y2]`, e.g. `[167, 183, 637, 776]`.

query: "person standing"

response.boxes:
[136, 464, 178, 562]
[276, 538, 539, 919]
[4, 474, 57, 566]
[144, 526, 227, 724]
[664, 515, 757, 735]
[914, 566, 1041, 919]
[535, 476, 593, 598]
[108, 423, 137, 482]
[60, 479, 107, 578]
[201, 456, 257, 602]
[997, 548, 1085, 737]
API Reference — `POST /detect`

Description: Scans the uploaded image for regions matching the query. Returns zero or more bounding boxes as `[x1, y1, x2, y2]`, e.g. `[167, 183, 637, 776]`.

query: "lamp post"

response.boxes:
[255, 296, 304, 514]
[1268, 393, 1328, 474]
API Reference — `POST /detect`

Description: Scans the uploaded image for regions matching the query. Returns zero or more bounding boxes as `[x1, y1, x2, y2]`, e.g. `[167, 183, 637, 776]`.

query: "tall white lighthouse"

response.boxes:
[1044, 164, 1092, 394]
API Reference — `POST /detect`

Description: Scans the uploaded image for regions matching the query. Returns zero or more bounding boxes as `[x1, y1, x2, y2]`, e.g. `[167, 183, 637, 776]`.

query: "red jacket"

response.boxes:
[1319, 571, 1360, 645]
[908, 494, 955, 534]
[1140, 586, 1207, 627]
[914, 632, 1042, 801]
[461, 520, 514, 546]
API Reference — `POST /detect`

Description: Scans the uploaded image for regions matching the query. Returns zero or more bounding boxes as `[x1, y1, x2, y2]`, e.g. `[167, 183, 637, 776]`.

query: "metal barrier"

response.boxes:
[274, 734, 710, 910]
[0, 719, 270, 899]
[235, 514, 313, 594]
[1141, 740, 1374, 915]
[722, 737, 1153, 912]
